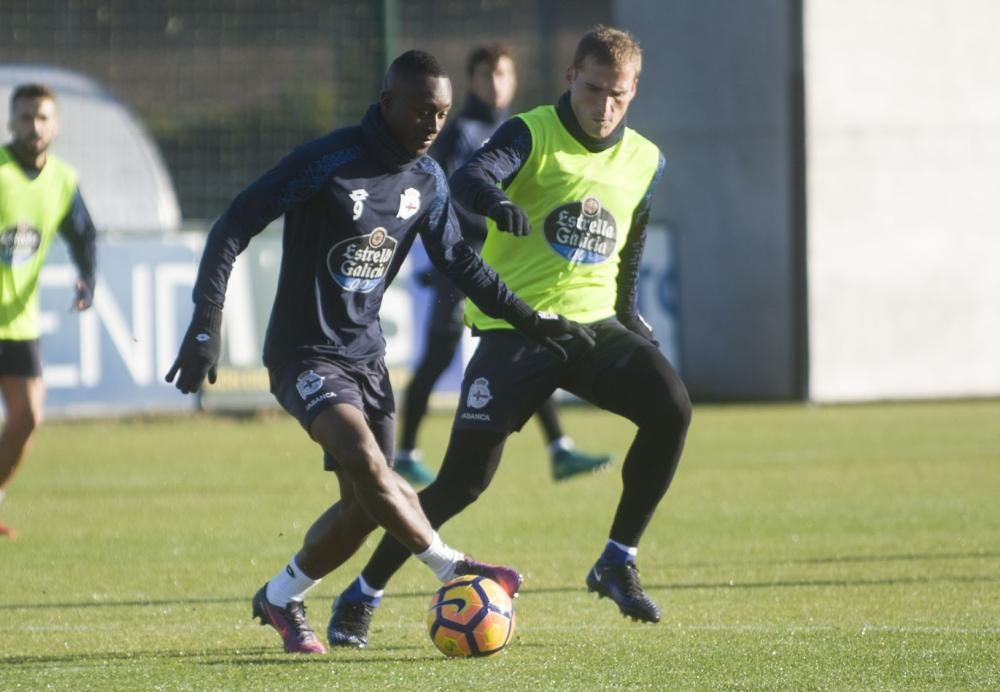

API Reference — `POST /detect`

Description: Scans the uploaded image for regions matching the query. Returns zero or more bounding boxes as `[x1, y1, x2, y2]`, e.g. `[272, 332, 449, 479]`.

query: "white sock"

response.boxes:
[0, 488, 5, 506]
[357, 575, 384, 600]
[266, 556, 321, 605]
[415, 531, 463, 582]
[548, 436, 574, 456]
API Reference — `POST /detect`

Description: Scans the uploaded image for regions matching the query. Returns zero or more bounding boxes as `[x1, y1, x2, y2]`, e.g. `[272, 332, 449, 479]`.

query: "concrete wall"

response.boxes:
[614, 0, 803, 400]
[805, 0, 1000, 400]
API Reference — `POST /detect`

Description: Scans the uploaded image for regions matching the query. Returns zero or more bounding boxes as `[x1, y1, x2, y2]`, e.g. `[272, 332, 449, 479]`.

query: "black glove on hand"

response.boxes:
[486, 200, 532, 236]
[165, 304, 223, 394]
[620, 312, 660, 347]
[512, 311, 597, 362]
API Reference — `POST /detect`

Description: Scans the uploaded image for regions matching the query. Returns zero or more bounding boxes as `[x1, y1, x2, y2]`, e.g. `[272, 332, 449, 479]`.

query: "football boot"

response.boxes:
[586, 561, 661, 623]
[251, 584, 327, 653]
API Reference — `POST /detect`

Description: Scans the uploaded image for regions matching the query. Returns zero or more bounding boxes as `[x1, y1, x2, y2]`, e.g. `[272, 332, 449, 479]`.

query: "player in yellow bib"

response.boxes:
[329, 26, 691, 646]
[0, 84, 97, 539]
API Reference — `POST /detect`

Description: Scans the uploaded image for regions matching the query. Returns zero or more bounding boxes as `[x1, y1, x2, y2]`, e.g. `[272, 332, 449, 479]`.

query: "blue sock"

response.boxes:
[598, 539, 638, 566]
[342, 576, 383, 607]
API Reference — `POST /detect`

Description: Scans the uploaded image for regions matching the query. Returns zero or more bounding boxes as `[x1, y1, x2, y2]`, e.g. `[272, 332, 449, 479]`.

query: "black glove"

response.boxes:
[165, 304, 223, 394]
[486, 200, 532, 236]
[620, 312, 660, 347]
[511, 311, 596, 362]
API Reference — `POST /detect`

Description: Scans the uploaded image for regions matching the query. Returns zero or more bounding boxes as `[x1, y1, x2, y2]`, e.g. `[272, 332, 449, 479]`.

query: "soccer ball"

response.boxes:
[427, 575, 515, 657]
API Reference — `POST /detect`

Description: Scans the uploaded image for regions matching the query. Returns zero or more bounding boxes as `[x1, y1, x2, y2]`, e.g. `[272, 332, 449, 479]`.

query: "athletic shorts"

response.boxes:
[454, 318, 660, 434]
[269, 355, 396, 471]
[0, 339, 42, 378]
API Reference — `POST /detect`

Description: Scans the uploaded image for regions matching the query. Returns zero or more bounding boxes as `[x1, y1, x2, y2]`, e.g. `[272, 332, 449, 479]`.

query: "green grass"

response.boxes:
[1, 400, 998, 690]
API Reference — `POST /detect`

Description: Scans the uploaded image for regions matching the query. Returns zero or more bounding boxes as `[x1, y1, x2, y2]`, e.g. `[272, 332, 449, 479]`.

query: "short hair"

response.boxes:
[571, 25, 642, 76]
[384, 49, 448, 89]
[10, 83, 56, 111]
[466, 42, 513, 79]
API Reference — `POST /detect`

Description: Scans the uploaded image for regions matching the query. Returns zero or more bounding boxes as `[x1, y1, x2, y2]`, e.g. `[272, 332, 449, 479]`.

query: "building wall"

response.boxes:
[615, 0, 803, 400]
[805, 0, 1000, 400]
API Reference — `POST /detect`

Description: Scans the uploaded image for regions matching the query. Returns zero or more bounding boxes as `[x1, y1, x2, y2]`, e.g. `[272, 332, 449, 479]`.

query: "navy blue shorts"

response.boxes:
[0, 339, 42, 378]
[454, 318, 666, 434]
[269, 356, 396, 471]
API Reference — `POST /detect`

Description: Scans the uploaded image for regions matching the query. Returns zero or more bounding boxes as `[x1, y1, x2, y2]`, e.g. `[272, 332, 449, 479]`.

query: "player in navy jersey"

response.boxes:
[396, 42, 612, 486]
[329, 28, 692, 647]
[166, 50, 595, 654]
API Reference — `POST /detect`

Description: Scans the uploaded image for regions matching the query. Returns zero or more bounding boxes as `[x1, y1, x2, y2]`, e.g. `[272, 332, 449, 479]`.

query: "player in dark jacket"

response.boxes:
[329, 28, 692, 648]
[396, 43, 612, 485]
[166, 50, 595, 654]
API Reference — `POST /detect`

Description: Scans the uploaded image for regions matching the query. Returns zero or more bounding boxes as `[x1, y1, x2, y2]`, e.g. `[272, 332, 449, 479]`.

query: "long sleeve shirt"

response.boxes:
[192, 104, 533, 367]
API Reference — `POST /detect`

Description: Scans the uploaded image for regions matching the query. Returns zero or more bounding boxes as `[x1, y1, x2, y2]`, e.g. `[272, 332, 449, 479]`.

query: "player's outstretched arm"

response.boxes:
[167, 133, 357, 394]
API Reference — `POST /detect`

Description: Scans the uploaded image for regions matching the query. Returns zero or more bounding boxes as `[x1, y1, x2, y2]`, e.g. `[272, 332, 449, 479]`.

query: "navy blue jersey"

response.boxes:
[192, 105, 530, 367]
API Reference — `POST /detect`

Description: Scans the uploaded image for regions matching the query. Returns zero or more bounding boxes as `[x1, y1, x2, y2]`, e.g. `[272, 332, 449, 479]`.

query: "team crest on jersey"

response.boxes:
[0, 221, 42, 266]
[295, 370, 325, 399]
[327, 227, 398, 293]
[396, 187, 421, 220]
[543, 196, 618, 264]
[466, 377, 493, 409]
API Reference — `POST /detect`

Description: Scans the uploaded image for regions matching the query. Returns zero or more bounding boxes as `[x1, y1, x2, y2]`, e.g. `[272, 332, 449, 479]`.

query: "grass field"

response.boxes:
[1, 400, 998, 690]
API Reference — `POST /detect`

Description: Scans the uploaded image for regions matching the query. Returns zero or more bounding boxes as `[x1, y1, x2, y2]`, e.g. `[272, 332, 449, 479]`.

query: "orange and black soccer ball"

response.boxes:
[427, 575, 515, 657]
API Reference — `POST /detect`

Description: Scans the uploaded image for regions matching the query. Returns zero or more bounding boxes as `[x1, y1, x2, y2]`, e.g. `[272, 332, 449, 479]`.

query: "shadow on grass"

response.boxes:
[3, 550, 997, 612]
[1, 644, 439, 669]
[0, 646, 267, 668]
[659, 573, 1000, 592]
[680, 549, 1000, 569]
[205, 650, 440, 666]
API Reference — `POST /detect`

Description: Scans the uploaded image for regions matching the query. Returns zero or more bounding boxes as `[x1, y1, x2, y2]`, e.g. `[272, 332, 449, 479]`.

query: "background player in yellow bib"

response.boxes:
[0, 84, 97, 539]
[329, 26, 692, 646]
